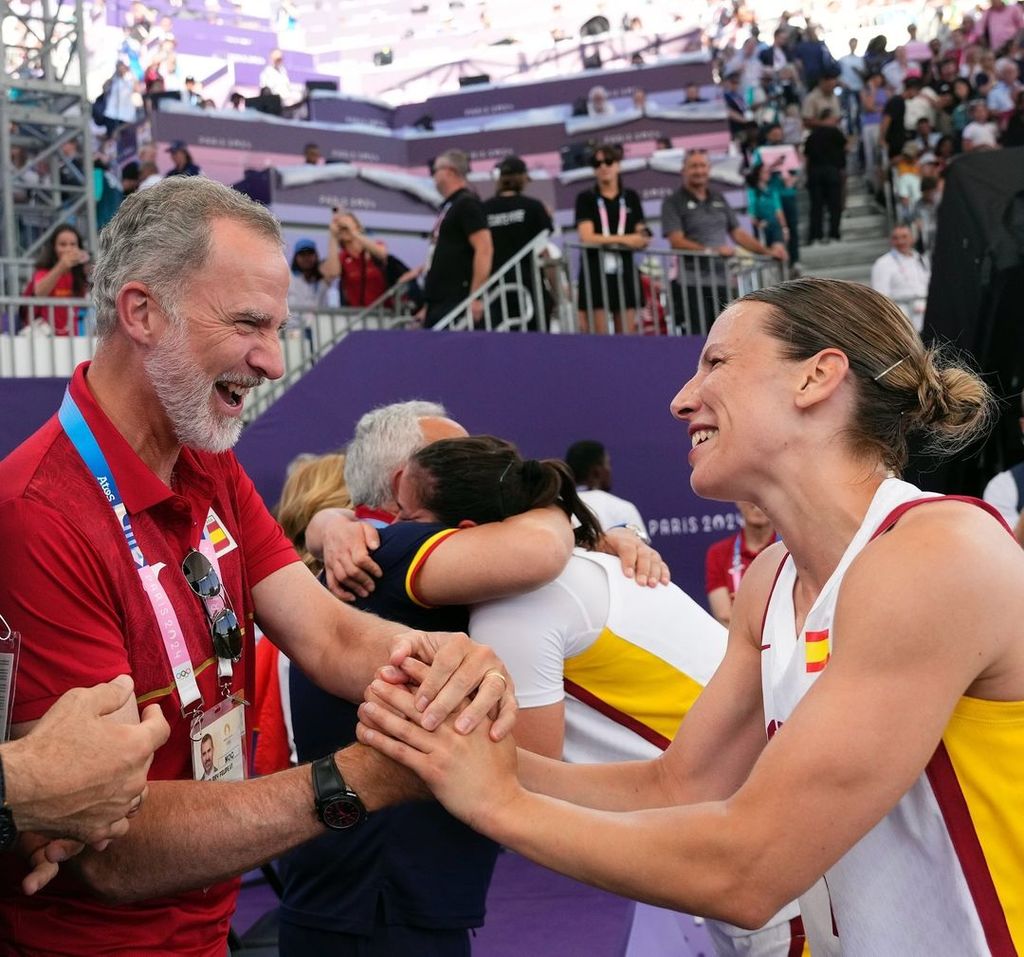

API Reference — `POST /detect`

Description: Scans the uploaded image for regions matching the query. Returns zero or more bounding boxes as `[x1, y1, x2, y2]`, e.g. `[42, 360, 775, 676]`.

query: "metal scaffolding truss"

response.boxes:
[0, 0, 97, 276]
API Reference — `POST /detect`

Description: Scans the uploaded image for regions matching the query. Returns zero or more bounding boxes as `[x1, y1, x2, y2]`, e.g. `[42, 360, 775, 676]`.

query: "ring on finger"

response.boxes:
[482, 669, 508, 692]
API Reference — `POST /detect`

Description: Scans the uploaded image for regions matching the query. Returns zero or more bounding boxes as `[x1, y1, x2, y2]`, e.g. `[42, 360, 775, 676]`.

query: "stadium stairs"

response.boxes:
[797, 173, 891, 285]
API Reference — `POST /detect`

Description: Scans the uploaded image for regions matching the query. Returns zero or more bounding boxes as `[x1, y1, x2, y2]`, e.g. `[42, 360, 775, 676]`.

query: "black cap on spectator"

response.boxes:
[497, 155, 527, 176]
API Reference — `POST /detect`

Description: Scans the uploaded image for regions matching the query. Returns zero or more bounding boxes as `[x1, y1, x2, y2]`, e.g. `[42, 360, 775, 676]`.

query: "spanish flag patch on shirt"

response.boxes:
[205, 508, 238, 557]
[805, 629, 830, 673]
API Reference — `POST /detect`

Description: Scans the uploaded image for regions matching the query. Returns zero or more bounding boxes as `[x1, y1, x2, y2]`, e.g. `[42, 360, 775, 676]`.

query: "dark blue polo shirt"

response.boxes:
[279, 521, 499, 937]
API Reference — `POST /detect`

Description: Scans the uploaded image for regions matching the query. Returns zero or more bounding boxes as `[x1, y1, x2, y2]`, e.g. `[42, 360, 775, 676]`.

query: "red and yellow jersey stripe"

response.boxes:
[404, 528, 461, 608]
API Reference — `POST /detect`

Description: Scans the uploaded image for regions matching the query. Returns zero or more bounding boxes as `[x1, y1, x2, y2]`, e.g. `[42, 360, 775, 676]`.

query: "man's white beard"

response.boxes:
[144, 320, 251, 454]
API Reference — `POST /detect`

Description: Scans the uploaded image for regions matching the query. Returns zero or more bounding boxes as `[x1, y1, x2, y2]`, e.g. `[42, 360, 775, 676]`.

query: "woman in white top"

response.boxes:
[359, 277, 1024, 956]
[388, 435, 802, 955]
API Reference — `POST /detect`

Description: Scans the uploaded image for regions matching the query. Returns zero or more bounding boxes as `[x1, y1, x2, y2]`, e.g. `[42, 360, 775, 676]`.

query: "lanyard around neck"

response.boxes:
[58, 388, 230, 715]
[730, 528, 779, 592]
[596, 194, 627, 236]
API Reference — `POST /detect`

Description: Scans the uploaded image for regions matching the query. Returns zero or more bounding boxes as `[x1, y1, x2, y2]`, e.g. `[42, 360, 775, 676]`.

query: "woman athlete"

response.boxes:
[358, 278, 1024, 956]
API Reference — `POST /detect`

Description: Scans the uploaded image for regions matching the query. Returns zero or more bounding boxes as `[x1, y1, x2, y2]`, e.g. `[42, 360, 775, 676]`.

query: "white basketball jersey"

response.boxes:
[761, 478, 1024, 956]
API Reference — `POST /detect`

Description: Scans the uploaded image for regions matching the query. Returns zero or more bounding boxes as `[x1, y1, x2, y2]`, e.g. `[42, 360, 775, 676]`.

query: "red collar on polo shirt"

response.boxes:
[354, 504, 397, 525]
[68, 361, 211, 515]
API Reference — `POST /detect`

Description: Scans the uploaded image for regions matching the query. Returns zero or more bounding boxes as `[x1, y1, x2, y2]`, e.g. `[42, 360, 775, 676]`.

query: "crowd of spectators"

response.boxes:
[2, 3, 1024, 943]
[704, 0, 1023, 271]
[7, 0, 1024, 339]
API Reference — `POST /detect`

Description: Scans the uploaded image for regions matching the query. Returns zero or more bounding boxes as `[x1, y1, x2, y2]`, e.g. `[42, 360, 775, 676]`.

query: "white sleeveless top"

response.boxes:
[761, 478, 1024, 956]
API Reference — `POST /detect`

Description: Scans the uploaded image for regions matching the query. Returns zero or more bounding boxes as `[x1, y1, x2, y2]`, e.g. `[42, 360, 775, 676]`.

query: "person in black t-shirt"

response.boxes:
[928, 57, 961, 132]
[574, 143, 649, 335]
[421, 149, 493, 328]
[880, 83, 910, 160]
[481, 154, 554, 330]
[804, 110, 849, 243]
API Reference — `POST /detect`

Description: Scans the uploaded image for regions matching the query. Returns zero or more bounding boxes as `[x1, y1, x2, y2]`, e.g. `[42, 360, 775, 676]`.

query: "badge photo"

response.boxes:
[192, 696, 246, 782]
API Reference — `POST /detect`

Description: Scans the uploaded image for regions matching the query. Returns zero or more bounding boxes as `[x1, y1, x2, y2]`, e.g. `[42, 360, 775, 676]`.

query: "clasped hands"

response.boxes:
[360, 643, 522, 830]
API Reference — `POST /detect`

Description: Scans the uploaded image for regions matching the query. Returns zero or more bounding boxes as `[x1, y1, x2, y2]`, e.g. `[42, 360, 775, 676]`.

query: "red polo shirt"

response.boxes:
[338, 249, 386, 307]
[0, 362, 298, 956]
[705, 529, 773, 599]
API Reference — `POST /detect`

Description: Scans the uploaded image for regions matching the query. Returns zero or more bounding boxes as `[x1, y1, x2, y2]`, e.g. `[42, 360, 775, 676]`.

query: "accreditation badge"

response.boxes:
[0, 614, 20, 743]
[603, 252, 622, 275]
[191, 695, 246, 783]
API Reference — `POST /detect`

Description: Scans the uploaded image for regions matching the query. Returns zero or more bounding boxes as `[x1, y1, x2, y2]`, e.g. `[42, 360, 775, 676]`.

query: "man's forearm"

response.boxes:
[470, 255, 491, 294]
[311, 602, 410, 702]
[734, 229, 770, 256]
[669, 236, 706, 252]
[72, 744, 412, 902]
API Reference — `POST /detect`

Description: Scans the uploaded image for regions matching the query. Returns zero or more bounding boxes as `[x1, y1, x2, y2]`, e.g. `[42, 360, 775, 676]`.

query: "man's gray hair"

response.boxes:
[344, 400, 449, 508]
[434, 149, 469, 179]
[91, 176, 283, 338]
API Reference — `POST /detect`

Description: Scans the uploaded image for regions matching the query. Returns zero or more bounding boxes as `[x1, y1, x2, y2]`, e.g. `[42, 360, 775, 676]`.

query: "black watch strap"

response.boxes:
[0, 754, 17, 852]
[311, 755, 366, 831]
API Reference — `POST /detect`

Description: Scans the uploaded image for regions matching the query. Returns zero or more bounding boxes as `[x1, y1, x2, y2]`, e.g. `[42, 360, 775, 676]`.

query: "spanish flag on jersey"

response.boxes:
[805, 629, 830, 673]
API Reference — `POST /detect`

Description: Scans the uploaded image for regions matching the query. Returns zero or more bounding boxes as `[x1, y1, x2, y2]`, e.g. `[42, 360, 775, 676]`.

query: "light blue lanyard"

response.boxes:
[58, 389, 145, 567]
[57, 388, 212, 712]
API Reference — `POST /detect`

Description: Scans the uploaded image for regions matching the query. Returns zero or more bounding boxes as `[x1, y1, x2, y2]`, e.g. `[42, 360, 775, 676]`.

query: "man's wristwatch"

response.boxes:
[311, 755, 366, 831]
[0, 755, 17, 851]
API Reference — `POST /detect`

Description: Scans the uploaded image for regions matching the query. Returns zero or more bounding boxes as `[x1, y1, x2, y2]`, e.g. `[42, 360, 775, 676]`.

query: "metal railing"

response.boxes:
[0, 257, 418, 386]
[242, 276, 418, 421]
[0, 257, 95, 376]
[567, 243, 787, 337]
[0, 295, 96, 376]
[0, 241, 788, 423]
[431, 231, 552, 333]
[435, 241, 788, 338]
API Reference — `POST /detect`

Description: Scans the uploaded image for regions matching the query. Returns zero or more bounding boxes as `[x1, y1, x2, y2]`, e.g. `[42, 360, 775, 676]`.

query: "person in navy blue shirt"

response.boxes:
[280, 442, 597, 956]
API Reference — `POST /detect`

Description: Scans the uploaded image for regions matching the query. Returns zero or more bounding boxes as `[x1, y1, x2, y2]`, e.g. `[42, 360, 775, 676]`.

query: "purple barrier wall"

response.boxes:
[270, 173, 442, 218]
[404, 112, 727, 167]
[0, 332, 733, 609]
[235, 330, 736, 607]
[392, 56, 713, 125]
[151, 112, 410, 165]
[307, 96, 397, 129]
[0, 378, 67, 460]
[152, 108, 726, 174]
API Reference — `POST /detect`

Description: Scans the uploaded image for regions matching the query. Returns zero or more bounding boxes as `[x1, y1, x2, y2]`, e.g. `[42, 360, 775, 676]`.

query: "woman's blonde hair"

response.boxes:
[740, 278, 995, 473]
[275, 452, 351, 574]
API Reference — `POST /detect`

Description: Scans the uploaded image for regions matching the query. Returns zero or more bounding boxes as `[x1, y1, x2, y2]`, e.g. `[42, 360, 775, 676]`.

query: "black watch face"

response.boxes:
[322, 796, 364, 830]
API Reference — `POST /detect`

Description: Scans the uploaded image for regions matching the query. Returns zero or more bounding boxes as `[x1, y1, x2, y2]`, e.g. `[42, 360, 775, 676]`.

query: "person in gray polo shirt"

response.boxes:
[661, 150, 786, 331]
